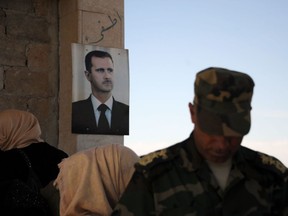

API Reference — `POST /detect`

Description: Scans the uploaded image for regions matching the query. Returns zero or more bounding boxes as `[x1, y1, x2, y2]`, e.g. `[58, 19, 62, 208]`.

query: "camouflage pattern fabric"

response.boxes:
[112, 134, 288, 216]
[194, 67, 254, 137]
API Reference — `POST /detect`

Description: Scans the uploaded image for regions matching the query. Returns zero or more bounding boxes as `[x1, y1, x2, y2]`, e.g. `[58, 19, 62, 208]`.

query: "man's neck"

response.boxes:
[92, 92, 112, 103]
[207, 158, 232, 190]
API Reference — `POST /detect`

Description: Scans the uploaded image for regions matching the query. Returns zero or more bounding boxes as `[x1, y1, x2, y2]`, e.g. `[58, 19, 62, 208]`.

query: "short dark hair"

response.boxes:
[85, 50, 113, 72]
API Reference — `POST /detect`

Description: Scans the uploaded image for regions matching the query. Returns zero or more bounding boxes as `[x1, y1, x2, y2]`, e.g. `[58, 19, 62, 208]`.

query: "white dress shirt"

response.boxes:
[91, 94, 113, 127]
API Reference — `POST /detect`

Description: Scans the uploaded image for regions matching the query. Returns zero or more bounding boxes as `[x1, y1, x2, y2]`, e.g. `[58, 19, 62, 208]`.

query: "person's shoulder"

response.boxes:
[28, 142, 68, 158]
[135, 143, 182, 176]
[113, 99, 129, 108]
[241, 146, 288, 177]
[72, 97, 90, 106]
[138, 148, 169, 167]
[256, 151, 287, 176]
[72, 98, 92, 115]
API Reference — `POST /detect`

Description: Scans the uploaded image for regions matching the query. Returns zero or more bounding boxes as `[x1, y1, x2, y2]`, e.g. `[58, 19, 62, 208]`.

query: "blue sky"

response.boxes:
[123, 1, 288, 166]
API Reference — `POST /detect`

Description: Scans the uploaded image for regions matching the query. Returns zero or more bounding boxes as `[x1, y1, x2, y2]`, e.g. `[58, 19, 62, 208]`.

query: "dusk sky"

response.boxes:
[123, 1, 288, 166]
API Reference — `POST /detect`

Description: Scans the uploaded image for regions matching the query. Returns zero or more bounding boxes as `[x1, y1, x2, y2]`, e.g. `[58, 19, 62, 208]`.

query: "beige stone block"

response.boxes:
[79, 0, 123, 14]
[77, 135, 124, 152]
[0, 66, 3, 90]
[6, 11, 49, 42]
[33, 0, 58, 19]
[5, 66, 52, 96]
[0, 0, 33, 12]
[26, 43, 51, 72]
[28, 97, 59, 147]
[82, 11, 124, 48]
[59, 0, 78, 18]
[59, 10, 80, 46]
[0, 37, 26, 66]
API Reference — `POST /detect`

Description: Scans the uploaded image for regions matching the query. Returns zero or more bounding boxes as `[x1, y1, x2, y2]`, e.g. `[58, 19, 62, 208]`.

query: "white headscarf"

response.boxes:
[54, 144, 139, 216]
[0, 109, 43, 151]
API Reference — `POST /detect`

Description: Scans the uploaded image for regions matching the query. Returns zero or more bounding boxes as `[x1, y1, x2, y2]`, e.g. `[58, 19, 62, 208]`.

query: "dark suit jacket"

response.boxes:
[72, 96, 129, 135]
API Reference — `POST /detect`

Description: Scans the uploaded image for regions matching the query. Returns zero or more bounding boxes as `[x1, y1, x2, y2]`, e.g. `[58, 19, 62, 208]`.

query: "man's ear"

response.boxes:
[188, 102, 196, 124]
[84, 70, 91, 81]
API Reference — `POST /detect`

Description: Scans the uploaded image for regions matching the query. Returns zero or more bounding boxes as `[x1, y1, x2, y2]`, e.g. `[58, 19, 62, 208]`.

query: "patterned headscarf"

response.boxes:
[0, 109, 43, 151]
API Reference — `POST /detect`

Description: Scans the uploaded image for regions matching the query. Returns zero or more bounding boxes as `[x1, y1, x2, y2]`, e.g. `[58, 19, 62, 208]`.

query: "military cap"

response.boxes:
[194, 67, 255, 136]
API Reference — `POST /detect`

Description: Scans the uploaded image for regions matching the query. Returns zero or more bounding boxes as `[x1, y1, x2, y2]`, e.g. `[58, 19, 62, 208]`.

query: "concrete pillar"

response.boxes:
[58, 0, 124, 155]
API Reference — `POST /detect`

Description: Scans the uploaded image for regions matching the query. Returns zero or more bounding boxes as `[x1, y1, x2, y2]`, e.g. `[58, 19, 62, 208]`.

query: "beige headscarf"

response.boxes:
[0, 109, 43, 151]
[54, 144, 139, 216]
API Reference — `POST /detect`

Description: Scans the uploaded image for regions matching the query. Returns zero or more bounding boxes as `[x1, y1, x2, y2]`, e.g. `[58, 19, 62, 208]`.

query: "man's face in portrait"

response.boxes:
[86, 56, 114, 93]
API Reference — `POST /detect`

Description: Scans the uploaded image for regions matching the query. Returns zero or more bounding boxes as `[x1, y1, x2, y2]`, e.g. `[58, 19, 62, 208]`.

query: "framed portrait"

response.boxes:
[71, 44, 129, 135]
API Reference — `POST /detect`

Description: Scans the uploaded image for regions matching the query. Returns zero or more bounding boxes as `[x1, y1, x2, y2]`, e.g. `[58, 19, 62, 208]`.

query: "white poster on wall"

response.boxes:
[71, 43, 129, 136]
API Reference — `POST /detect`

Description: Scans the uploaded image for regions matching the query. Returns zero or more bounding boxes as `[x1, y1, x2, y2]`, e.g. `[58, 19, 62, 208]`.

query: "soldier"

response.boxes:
[112, 67, 288, 215]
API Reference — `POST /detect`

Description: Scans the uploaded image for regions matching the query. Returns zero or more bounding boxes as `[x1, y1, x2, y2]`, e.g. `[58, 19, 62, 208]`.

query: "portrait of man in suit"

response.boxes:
[71, 45, 129, 135]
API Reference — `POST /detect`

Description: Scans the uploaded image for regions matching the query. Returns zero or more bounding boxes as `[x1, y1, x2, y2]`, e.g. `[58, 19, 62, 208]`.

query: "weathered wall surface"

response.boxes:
[58, 0, 125, 155]
[0, 0, 59, 146]
[0, 0, 125, 153]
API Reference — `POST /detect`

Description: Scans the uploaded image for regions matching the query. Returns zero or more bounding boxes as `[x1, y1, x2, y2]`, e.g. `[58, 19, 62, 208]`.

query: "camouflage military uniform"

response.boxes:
[112, 133, 288, 216]
[113, 67, 288, 215]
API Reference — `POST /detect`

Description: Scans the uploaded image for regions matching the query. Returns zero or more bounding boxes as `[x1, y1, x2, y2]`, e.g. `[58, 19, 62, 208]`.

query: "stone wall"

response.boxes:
[0, 0, 125, 153]
[0, 0, 59, 147]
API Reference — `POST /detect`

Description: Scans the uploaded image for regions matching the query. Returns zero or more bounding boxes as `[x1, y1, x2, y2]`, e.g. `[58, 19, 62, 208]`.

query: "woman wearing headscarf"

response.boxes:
[0, 109, 68, 215]
[54, 144, 139, 216]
